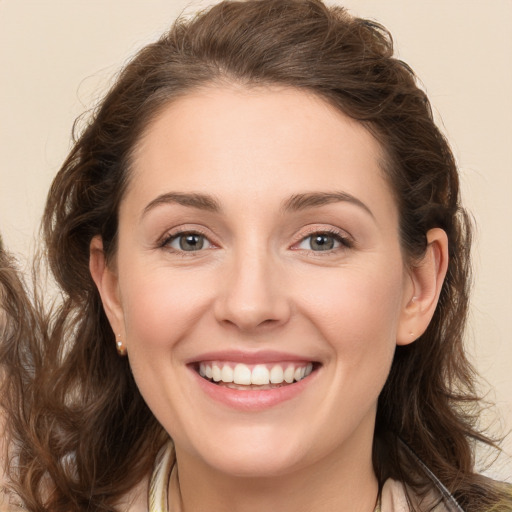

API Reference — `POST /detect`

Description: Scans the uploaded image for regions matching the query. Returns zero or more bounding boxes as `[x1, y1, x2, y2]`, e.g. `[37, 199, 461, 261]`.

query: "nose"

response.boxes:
[214, 248, 291, 333]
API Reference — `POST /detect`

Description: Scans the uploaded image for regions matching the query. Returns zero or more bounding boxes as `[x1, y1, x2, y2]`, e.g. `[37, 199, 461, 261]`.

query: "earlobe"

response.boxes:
[397, 228, 449, 346]
[89, 236, 125, 340]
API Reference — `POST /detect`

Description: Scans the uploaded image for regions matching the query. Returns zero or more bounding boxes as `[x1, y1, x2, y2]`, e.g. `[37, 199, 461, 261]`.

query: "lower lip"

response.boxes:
[191, 367, 318, 411]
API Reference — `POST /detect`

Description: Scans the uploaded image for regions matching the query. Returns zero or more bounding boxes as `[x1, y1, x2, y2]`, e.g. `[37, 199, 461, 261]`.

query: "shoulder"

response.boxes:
[382, 477, 512, 512]
[114, 477, 150, 512]
[381, 479, 450, 512]
[381, 479, 409, 511]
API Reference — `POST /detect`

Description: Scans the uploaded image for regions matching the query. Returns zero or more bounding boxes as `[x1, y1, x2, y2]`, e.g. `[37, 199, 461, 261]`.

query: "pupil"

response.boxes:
[180, 234, 204, 251]
[312, 234, 334, 251]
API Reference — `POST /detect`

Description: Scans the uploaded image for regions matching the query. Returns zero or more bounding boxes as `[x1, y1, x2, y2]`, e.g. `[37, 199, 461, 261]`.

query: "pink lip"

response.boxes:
[186, 349, 316, 365]
[189, 362, 319, 411]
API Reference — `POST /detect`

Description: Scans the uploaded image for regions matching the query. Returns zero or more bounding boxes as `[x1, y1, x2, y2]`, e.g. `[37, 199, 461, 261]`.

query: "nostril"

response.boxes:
[213, 271, 291, 332]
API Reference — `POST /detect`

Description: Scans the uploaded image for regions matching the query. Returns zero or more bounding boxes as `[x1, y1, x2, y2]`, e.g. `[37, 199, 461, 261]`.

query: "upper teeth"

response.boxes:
[199, 362, 313, 386]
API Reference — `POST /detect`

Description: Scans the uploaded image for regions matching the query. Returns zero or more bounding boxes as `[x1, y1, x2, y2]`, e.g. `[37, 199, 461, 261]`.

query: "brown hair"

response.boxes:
[4, 1, 510, 510]
[0, 240, 45, 507]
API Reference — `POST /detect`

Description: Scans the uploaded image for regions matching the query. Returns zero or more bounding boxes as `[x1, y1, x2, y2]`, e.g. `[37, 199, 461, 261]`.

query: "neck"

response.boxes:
[171, 426, 378, 512]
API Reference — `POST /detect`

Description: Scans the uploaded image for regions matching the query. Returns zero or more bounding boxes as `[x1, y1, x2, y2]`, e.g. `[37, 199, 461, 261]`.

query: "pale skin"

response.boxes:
[90, 85, 448, 512]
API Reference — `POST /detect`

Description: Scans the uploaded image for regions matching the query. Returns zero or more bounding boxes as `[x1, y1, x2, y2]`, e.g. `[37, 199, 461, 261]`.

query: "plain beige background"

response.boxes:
[1, 0, 511, 479]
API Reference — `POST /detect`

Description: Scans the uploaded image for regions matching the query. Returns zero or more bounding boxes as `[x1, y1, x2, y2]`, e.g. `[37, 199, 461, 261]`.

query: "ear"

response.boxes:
[396, 228, 449, 346]
[89, 236, 125, 341]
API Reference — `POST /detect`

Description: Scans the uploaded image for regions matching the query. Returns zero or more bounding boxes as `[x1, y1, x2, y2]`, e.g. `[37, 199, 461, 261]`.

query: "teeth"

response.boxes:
[233, 363, 252, 385]
[212, 365, 222, 382]
[269, 365, 284, 384]
[251, 365, 270, 385]
[284, 366, 295, 383]
[199, 361, 314, 386]
[221, 365, 234, 383]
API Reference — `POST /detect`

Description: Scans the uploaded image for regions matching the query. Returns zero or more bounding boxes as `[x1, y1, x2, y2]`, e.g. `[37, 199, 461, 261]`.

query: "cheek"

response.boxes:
[307, 264, 402, 331]
[296, 261, 404, 375]
[119, 265, 212, 352]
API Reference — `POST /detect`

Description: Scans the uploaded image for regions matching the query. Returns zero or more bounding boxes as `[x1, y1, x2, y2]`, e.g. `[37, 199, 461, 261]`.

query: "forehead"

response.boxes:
[126, 85, 397, 222]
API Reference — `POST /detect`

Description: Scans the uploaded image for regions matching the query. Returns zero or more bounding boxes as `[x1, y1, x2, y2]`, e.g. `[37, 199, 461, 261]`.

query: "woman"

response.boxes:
[1, 0, 511, 510]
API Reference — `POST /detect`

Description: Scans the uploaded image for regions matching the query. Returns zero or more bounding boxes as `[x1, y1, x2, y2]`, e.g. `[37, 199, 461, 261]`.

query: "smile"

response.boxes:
[189, 355, 321, 410]
[198, 361, 314, 388]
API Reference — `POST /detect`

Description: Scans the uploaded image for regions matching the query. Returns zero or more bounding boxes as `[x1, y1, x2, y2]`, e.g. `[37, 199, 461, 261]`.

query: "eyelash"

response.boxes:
[293, 228, 353, 254]
[158, 227, 353, 255]
[159, 228, 214, 254]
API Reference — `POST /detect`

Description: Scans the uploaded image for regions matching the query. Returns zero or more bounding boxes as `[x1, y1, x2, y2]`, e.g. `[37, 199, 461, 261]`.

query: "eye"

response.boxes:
[165, 232, 212, 252]
[296, 232, 348, 252]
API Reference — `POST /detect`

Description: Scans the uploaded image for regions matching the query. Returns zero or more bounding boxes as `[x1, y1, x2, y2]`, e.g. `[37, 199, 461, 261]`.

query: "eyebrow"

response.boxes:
[282, 192, 374, 218]
[142, 190, 374, 219]
[142, 192, 221, 217]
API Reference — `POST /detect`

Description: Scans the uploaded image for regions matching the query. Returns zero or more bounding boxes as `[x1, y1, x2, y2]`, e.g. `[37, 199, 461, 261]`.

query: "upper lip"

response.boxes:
[186, 350, 318, 365]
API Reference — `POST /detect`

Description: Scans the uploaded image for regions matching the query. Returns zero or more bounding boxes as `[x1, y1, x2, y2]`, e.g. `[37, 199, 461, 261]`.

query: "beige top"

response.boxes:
[381, 479, 450, 512]
[0, 441, 454, 512]
[148, 442, 452, 512]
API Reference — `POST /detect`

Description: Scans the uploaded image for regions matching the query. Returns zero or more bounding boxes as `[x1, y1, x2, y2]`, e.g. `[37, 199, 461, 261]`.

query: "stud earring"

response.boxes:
[116, 335, 127, 356]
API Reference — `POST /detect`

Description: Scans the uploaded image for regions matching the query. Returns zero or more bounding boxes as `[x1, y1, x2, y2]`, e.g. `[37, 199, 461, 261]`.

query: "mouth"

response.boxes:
[194, 361, 317, 390]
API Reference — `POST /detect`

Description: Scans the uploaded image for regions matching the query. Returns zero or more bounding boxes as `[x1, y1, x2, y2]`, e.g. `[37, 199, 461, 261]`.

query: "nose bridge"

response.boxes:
[215, 241, 290, 331]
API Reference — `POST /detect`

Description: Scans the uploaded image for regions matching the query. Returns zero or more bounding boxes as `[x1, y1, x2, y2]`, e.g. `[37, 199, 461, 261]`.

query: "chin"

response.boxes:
[180, 424, 319, 479]
[204, 450, 306, 479]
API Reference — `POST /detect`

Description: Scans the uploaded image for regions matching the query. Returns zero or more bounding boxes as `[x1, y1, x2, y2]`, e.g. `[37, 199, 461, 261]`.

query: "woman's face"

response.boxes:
[97, 86, 419, 477]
